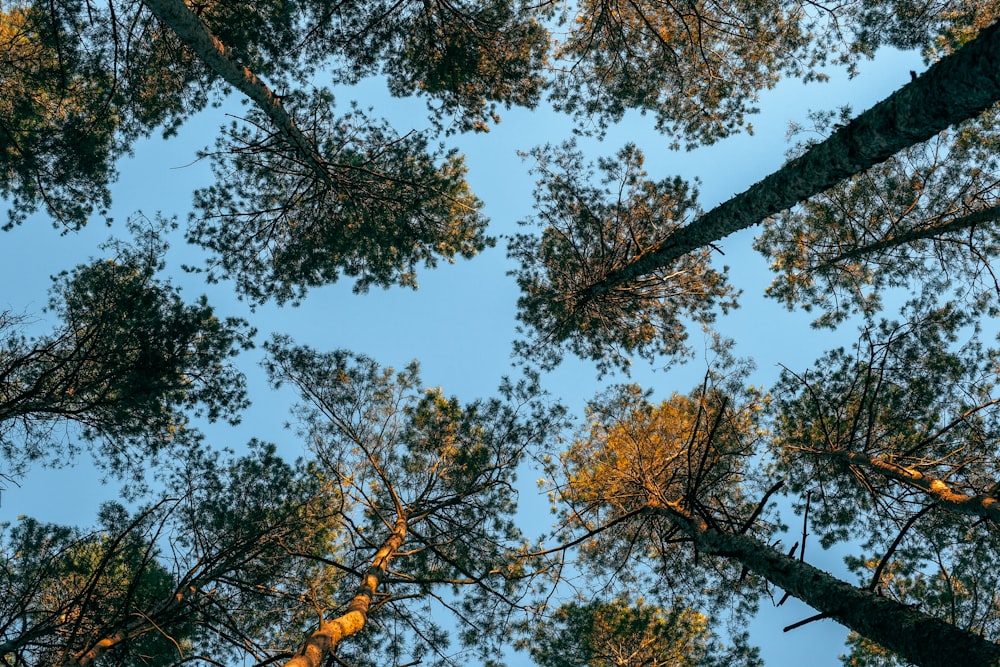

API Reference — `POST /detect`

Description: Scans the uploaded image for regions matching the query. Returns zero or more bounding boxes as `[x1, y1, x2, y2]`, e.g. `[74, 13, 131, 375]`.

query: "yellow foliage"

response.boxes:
[564, 389, 758, 513]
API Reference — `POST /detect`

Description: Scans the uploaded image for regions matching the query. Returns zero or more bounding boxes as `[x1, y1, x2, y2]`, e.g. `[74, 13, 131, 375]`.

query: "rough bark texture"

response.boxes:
[141, 0, 334, 187]
[583, 19, 1000, 300]
[841, 451, 1000, 522]
[284, 515, 408, 667]
[647, 500, 1000, 667]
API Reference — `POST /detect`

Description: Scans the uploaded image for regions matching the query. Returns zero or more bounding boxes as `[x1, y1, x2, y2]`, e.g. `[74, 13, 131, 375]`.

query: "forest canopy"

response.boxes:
[3, 1, 1000, 666]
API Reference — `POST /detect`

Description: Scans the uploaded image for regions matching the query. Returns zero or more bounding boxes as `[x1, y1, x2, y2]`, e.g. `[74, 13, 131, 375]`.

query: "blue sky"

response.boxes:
[0, 42, 927, 665]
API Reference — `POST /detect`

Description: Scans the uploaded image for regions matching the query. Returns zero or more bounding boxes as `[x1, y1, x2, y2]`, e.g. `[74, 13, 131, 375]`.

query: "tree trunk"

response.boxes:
[817, 205, 1000, 268]
[580, 19, 1000, 303]
[646, 500, 1000, 667]
[66, 584, 203, 666]
[283, 514, 409, 667]
[140, 0, 334, 188]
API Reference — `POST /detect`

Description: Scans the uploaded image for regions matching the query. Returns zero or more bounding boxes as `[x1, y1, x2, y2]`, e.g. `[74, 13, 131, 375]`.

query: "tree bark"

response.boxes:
[283, 514, 408, 667]
[140, 0, 334, 189]
[646, 500, 1000, 667]
[838, 451, 1000, 522]
[580, 19, 1000, 303]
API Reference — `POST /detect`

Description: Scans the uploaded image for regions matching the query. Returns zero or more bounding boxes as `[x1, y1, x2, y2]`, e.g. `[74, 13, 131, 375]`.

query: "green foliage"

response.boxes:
[835, 510, 1000, 666]
[3, 0, 996, 236]
[0, 0, 545, 232]
[547, 0, 814, 146]
[509, 142, 737, 375]
[841, 633, 914, 667]
[768, 298, 1000, 664]
[525, 597, 762, 667]
[189, 92, 491, 304]
[264, 338, 566, 666]
[0, 223, 251, 478]
[159, 440, 343, 662]
[6, 1, 1000, 664]
[0, 505, 192, 666]
[383, 0, 549, 132]
[770, 300, 1000, 547]
[885, 0, 1000, 60]
[546, 0, 998, 146]
[0, 443, 340, 665]
[840, 531, 1000, 666]
[188, 0, 316, 77]
[268, 0, 550, 131]
[0, 0, 215, 229]
[757, 107, 1000, 327]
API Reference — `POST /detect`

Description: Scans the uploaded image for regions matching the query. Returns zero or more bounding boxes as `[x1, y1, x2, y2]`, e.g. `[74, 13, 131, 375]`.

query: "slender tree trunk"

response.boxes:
[816, 205, 1000, 268]
[580, 19, 1000, 304]
[837, 451, 1000, 522]
[140, 0, 334, 188]
[66, 584, 203, 666]
[284, 514, 408, 667]
[646, 500, 1000, 667]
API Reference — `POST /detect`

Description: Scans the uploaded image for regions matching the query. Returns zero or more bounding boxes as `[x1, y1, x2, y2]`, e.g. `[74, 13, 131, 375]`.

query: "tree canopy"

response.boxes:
[0, 221, 250, 481]
[5, 1, 1000, 666]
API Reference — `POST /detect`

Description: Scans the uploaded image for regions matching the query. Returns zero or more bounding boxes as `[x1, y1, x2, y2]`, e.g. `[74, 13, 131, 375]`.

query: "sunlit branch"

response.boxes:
[838, 451, 1000, 521]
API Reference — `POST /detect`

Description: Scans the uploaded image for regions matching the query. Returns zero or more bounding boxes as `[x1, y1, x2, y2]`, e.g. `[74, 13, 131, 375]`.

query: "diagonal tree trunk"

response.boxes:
[835, 450, 1000, 522]
[815, 204, 1000, 269]
[646, 499, 1000, 667]
[67, 585, 204, 666]
[283, 514, 408, 667]
[140, 0, 335, 189]
[578, 20, 1000, 305]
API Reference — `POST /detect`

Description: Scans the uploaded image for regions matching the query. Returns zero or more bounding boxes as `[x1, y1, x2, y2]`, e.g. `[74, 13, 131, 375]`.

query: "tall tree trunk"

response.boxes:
[646, 500, 1000, 667]
[578, 20, 1000, 305]
[284, 514, 409, 667]
[140, 0, 335, 189]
